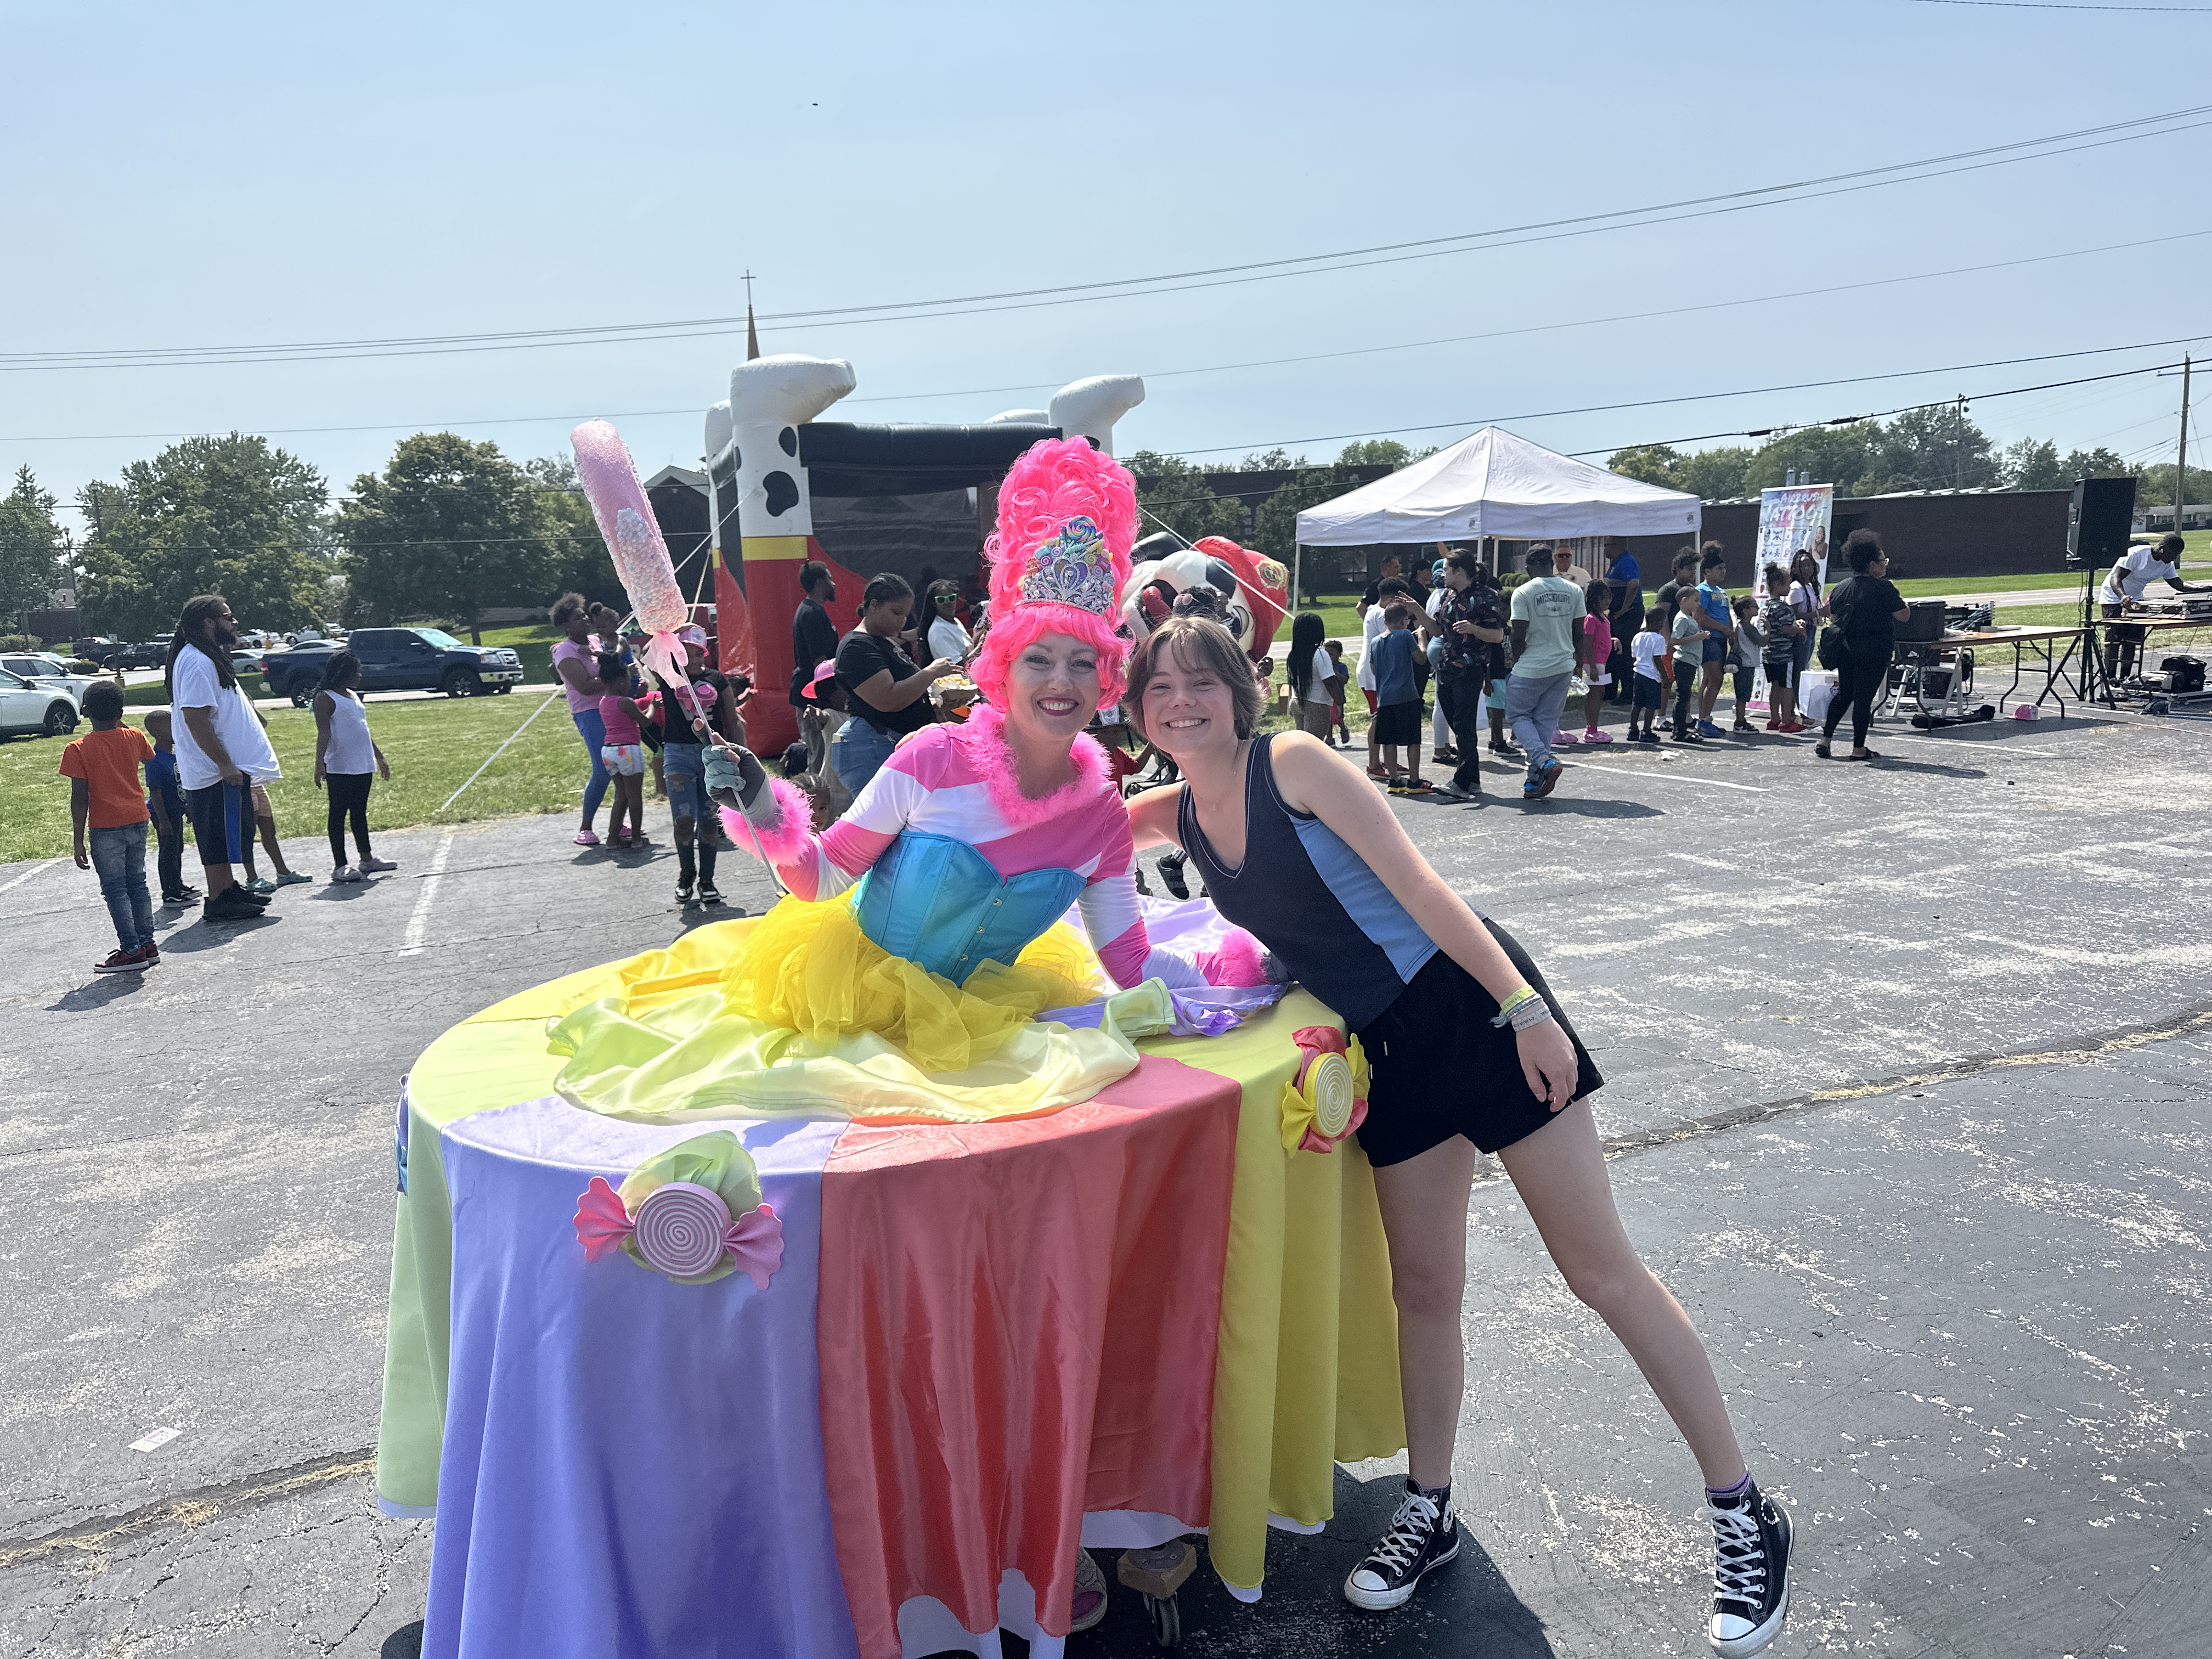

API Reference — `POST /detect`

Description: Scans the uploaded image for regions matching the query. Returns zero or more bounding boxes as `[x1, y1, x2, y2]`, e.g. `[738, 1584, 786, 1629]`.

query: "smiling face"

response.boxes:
[1002, 630, 1103, 751]
[1138, 636, 1242, 764]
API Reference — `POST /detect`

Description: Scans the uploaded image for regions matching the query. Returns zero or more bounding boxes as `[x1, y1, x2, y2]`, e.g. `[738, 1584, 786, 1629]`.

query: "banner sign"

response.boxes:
[1754, 486, 1833, 597]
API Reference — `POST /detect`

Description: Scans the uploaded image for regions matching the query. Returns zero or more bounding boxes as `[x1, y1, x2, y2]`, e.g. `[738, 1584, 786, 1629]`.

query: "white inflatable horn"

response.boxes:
[730, 353, 857, 427]
[1049, 375, 1146, 453]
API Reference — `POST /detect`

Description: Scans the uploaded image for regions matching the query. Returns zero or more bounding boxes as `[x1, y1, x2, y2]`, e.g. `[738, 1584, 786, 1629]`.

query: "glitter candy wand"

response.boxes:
[571, 417, 691, 693]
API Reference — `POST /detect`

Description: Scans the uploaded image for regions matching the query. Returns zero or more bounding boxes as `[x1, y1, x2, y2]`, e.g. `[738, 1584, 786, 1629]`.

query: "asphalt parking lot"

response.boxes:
[2, 703, 2208, 1657]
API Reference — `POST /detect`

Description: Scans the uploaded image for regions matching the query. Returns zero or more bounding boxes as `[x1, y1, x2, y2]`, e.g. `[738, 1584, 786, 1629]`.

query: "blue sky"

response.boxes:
[5, 0, 2207, 523]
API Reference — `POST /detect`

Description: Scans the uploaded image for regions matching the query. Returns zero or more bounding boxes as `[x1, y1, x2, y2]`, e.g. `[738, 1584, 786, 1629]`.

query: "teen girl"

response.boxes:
[1122, 613, 1793, 1658]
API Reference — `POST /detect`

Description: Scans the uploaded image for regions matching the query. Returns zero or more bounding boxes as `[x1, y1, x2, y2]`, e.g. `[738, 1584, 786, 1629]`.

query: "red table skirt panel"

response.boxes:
[817, 1055, 1242, 1658]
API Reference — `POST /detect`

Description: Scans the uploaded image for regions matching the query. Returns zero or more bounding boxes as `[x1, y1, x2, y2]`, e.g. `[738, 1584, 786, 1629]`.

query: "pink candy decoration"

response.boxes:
[573, 1176, 634, 1262]
[573, 417, 691, 689]
[631, 1180, 733, 1279]
[721, 1203, 785, 1291]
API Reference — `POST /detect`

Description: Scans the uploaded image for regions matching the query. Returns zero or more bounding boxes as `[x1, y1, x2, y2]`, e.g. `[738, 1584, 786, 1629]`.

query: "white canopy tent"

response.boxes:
[1293, 426, 1701, 592]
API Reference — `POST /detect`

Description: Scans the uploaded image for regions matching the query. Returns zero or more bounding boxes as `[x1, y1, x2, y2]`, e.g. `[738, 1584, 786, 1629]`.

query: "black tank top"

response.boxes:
[1178, 736, 1437, 1030]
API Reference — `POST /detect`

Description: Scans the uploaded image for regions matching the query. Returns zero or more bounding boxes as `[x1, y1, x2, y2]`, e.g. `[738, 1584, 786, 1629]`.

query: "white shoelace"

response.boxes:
[1709, 1503, 1768, 1602]
[1362, 1490, 1443, 1578]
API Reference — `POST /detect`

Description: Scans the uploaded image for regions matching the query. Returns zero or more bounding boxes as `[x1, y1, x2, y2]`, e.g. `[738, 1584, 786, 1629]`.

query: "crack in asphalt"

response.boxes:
[1470, 1000, 2212, 1186]
[0, 1449, 376, 1572]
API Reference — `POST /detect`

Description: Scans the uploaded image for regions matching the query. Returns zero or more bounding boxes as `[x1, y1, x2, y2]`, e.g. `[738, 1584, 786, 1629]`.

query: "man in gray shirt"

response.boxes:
[1503, 546, 1589, 799]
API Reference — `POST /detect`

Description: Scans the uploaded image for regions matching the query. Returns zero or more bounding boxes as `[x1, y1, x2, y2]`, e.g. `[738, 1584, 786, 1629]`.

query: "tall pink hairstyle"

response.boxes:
[969, 437, 1137, 712]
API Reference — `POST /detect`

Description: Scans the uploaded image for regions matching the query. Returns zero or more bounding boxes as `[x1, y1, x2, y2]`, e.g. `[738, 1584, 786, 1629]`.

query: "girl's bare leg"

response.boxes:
[1497, 1101, 1746, 1486]
[1372, 1136, 1480, 1489]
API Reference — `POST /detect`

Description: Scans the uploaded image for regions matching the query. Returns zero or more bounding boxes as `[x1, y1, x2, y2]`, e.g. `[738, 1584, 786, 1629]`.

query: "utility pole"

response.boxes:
[2175, 354, 2192, 538]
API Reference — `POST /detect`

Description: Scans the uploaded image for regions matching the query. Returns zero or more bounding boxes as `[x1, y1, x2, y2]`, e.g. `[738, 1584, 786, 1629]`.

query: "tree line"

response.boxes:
[1606, 405, 2198, 504]
[2, 433, 623, 644]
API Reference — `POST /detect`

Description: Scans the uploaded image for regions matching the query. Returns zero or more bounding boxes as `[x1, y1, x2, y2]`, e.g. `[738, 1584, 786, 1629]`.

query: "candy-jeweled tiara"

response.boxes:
[1017, 515, 1116, 616]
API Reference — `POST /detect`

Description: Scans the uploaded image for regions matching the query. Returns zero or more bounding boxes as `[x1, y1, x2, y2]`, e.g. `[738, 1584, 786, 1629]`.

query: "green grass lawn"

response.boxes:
[1, 689, 589, 865]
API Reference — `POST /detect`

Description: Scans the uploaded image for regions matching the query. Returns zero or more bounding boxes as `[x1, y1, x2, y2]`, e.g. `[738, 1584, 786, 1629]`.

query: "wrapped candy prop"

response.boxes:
[572, 1131, 785, 1289]
[572, 417, 691, 692]
[1276, 1025, 1369, 1155]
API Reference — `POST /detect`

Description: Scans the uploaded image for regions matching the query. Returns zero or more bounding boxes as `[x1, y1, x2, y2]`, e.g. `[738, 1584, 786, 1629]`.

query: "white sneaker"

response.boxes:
[331, 866, 364, 883]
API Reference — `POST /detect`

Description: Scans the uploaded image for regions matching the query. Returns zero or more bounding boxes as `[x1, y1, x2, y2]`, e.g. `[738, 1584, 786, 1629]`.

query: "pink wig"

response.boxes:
[969, 437, 1137, 712]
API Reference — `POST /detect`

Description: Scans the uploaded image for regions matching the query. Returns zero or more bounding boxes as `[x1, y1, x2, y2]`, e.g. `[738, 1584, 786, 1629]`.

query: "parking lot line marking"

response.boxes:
[1556, 760, 1770, 793]
[0, 859, 60, 894]
[399, 835, 454, 958]
[438, 689, 557, 815]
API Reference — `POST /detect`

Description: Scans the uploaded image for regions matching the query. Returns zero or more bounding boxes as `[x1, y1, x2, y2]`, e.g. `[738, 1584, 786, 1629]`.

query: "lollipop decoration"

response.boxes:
[572, 417, 692, 692]
[1277, 1025, 1369, 1155]
[633, 1181, 733, 1279]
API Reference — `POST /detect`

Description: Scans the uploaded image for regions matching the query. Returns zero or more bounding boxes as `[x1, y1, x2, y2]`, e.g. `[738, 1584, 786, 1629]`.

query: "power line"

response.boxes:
[1911, 1, 2212, 11]
[8, 105, 2212, 373]
[9, 234, 2210, 450]
[1150, 345, 2209, 460]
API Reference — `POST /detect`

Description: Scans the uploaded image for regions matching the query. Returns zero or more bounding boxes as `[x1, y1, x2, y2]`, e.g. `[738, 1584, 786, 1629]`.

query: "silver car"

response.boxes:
[0, 667, 80, 738]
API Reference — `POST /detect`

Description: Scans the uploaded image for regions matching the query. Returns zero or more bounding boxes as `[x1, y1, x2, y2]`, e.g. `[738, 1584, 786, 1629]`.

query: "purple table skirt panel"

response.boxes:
[425, 1099, 859, 1659]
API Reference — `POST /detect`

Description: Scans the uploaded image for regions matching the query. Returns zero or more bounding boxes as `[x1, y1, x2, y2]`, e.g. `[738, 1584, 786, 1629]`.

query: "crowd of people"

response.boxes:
[59, 592, 403, 967]
[1323, 529, 1912, 799]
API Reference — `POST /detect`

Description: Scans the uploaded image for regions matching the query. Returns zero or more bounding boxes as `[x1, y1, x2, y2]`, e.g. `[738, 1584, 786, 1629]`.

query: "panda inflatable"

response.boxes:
[1120, 534, 1289, 661]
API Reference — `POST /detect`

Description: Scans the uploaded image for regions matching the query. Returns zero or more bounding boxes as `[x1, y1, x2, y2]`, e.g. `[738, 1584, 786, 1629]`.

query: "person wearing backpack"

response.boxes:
[1816, 529, 1909, 761]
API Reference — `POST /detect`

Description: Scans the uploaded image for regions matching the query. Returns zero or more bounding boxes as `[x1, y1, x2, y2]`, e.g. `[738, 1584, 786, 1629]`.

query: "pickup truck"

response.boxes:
[260, 626, 524, 707]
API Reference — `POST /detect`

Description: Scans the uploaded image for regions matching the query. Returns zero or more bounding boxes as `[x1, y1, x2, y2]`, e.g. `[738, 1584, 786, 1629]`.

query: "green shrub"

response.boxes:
[0, 634, 43, 652]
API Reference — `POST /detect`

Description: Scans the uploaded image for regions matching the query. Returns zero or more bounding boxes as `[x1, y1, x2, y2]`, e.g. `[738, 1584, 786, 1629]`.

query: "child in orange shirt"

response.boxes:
[59, 682, 160, 972]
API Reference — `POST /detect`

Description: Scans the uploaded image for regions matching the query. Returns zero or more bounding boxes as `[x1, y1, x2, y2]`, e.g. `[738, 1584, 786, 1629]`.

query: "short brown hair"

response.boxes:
[1384, 601, 1416, 628]
[1122, 616, 1263, 744]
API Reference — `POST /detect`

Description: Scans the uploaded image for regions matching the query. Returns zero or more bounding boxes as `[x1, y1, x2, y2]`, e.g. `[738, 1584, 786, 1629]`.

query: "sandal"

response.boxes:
[1848, 748, 1880, 761]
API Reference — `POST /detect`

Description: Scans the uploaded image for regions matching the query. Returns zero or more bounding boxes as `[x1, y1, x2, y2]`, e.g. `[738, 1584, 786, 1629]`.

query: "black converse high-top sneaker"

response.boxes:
[1343, 1479, 1461, 1611]
[1705, 1479, 1792, 1656]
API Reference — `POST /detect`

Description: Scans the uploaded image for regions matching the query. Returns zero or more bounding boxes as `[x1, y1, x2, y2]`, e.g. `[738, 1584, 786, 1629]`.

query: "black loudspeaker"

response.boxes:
[2067, 475, 2137, 566]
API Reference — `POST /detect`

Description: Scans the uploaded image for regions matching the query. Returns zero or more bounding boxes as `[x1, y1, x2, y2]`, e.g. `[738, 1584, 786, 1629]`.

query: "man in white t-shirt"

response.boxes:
[2100, 532, 2207, 680]
[170, 594, 283, 921]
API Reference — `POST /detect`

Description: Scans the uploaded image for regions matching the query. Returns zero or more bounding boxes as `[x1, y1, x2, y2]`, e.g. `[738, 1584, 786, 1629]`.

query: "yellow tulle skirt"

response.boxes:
[543, 895, 1175, 1126]
[720, 894, 1103, 1074]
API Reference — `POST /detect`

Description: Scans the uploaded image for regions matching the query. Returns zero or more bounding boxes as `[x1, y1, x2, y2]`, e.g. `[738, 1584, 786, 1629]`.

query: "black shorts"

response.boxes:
[1373, 699, 1422, 746]
[1631, 674, 1663, 710]
[1352, 920, 1605, 1166]
[183, 779, 253, 866]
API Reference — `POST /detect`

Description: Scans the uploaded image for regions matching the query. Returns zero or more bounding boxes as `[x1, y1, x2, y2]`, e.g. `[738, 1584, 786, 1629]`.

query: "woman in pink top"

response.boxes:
[550, 594, 624, 845]
[595, 651, 653, 848]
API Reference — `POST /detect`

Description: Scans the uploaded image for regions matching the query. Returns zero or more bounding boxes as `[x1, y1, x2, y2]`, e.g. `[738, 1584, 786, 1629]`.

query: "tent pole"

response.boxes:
[1292, 541, 1302, 611]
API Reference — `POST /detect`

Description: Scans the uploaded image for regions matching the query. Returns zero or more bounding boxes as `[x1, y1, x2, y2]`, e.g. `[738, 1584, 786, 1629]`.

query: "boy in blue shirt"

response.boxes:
[1369, 602, 1426, 789]
[1694, 545, 1733, 738]
[143, 709, 199, 906]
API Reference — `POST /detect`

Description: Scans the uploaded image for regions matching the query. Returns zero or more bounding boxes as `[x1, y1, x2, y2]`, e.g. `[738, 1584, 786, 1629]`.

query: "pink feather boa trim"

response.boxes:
[952, 705, 1114, 830]
[1194, 927, 1271, 988]
[719, 775, 816, 866]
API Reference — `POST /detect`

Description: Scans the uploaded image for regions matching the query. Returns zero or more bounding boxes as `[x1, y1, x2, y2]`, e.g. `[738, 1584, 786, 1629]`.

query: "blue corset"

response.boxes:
[853, 832, 1086, 986]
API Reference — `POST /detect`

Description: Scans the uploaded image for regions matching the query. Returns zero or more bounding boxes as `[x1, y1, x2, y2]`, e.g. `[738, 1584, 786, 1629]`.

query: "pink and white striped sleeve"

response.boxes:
[720, 742, 929, 901]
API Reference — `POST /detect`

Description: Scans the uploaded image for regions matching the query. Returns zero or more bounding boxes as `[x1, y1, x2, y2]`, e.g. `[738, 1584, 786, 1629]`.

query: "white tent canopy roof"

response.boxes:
[1294, 426, 1702, 546]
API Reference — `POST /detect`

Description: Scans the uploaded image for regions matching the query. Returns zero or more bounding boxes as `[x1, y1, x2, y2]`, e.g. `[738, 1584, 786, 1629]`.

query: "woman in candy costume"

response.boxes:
[551, 436, 1252, 1133]
[715, 437, 1237, 1031]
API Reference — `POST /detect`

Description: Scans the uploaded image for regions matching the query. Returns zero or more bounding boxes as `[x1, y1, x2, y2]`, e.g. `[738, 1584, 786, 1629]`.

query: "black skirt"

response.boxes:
[1352, 921, 1604, 1165]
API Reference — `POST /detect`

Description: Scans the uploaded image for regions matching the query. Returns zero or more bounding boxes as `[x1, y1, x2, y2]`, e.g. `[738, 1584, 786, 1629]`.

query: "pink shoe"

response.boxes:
[573, 828, 601, 847]
[1582, 727, 1613, 743]
[1551, 730, 1579, 746]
